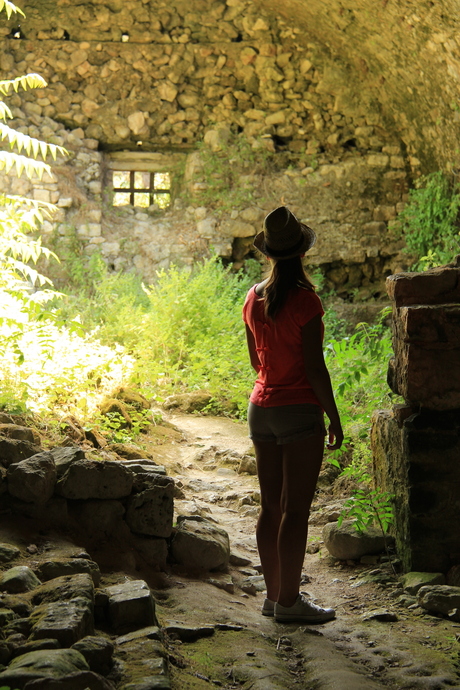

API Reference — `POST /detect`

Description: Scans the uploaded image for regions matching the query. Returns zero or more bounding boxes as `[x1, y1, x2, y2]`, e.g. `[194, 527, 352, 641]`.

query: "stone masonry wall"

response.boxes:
[372, 258, 460, 573]
[0, 0, 423, 287]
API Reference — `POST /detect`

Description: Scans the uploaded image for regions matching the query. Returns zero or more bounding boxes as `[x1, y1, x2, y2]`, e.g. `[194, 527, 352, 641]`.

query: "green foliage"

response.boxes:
[337, 441, 394, 534]
[137, 256, 254, 414]
[87, 409, 151, 444]
[325, 307, 394, 449]
[190, 133, 272, 215]
[394, 171, 460, 270]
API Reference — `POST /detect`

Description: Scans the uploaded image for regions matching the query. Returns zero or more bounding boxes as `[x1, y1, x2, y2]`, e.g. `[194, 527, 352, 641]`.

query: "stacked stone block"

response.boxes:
[372, 257, 460, 572]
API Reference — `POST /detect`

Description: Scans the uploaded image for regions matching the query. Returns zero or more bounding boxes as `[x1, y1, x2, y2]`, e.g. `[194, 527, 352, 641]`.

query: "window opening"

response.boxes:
[112, 171, 171, 209]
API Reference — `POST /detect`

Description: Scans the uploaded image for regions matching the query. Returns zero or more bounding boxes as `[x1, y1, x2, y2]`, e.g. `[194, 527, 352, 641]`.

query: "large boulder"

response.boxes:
[7, 451, 56, 504]
[322, 520, 392, 560]
[0, 566, 41, 593]
[29, 598, 94, 646]
[55, 459, 133, 500]
[170, 517, 230, 571]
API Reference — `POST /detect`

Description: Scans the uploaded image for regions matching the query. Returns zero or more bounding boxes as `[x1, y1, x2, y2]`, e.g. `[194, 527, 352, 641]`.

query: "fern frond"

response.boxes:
[0, 122, 67, 160]
[0, 73, 47, 96]
[0, 0, 25, 19]
[0, 101, 13, 121]
[3, 193, 57, 214]
[0, 151, 51, 179]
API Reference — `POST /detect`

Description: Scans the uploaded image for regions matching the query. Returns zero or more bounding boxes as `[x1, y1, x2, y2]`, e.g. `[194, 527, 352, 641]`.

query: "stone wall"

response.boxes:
[372, 258, 460, 572]
[0, 0, 443, 287]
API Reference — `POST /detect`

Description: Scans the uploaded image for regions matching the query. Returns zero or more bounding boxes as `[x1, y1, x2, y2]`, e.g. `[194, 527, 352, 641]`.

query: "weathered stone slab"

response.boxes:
[417, 585, 460, 620]
[322, 520, 391, 560]
[0, 437, 42, 468]
[23, 670, 116, 689]
[401, 571, 445, 595]
[164, 624, 214, 642]
[55, 460, 133, 500]
[106, 580, 157, 634]
[115, 626, 161, 645]
[35, 560, 101, 587]
[50, 447, 86, 475]
[71, 636, 114, 674]
[125, 477, 174, 538]
[372, 407, 460, 572]
[0, 424, 39, 444]
[386, 263, 460, 308]
[0, 566, 41, 593]
[7, 451, 57, 504]
[30, 598, 94, 646]
[32, 573, 94, 606]
[3, 496, 68, 527]
[11, 638, 60, 658]
[0, 648, 89, 689]
[170, 517, 230, 570]
[69, 500, 126, 540]
[119, 678, 171, 690]
[388, 305, 460, 409]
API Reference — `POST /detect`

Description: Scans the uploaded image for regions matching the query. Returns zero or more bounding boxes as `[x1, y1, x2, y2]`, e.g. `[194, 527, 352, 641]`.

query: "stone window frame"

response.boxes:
[105, 151, 185, 210]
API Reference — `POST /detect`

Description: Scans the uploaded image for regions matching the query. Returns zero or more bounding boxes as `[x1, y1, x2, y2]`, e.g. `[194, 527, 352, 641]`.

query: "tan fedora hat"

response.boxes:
[253, 206, 316, 259]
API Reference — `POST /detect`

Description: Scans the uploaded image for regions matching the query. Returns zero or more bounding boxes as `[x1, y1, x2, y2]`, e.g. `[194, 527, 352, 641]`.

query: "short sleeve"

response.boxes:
[242, 287, 253, 324]
[293, 289, 324, 327]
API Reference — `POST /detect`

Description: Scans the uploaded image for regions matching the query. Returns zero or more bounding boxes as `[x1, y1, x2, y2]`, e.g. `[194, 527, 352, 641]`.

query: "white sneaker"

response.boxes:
[261, 598, 275, 617]
[274, 593, 335, 623]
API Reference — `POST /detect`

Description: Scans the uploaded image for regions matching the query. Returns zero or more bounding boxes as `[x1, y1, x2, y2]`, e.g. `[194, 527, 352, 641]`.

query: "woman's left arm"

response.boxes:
[245, 324, 261, 373]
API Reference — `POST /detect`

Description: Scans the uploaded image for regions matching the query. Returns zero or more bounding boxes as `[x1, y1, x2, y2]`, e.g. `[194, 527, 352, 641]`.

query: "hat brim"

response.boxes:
[253, 223, 316, 259]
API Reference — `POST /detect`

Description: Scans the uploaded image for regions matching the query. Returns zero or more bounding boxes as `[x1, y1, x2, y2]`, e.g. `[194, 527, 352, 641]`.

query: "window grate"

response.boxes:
[112, 171, 171, 209]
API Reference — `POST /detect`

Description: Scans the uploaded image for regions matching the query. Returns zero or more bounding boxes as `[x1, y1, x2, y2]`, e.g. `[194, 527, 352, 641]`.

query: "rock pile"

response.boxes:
[0, 550, 170, 689]
[0, 412, 234, 574]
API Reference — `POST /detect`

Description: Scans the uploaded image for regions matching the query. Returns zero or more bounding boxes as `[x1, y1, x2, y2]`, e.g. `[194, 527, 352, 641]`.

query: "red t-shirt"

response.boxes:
[242, 285, 324, 408]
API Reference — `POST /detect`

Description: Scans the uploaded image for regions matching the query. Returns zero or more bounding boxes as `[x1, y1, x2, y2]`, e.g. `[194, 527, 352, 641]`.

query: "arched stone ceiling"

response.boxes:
[256, 0, 460, 170]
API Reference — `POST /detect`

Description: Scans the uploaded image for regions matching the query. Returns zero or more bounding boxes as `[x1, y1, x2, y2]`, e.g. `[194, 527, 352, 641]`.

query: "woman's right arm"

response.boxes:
[301, 313, 343, 450]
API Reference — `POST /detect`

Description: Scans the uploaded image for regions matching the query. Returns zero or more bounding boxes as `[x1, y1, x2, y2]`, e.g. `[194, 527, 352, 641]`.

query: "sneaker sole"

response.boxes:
[274, 613, 335, 624]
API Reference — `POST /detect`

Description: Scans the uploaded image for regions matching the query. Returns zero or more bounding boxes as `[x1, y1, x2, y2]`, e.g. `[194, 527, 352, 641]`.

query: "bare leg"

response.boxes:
[277, 433, 324, 607]
[253, 440, 283, 602]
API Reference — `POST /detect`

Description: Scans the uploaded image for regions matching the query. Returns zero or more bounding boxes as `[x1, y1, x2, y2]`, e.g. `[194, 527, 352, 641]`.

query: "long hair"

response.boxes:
[263, 256, 315, 321]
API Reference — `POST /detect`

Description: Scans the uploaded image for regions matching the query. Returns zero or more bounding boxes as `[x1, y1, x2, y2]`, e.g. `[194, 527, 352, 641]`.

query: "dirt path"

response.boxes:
[156, 412, 460, 690]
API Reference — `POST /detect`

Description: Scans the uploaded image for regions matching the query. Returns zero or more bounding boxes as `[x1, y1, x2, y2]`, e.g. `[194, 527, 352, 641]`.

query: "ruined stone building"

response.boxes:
[1, 0, 460, 291]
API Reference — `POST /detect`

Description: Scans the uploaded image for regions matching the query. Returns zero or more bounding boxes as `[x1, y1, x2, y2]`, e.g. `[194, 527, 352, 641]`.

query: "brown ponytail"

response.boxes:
[263, 256, 315, 321]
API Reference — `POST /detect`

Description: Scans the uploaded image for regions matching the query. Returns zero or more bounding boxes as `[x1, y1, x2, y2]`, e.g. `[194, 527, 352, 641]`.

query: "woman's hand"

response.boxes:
[326, 423, 343, 451]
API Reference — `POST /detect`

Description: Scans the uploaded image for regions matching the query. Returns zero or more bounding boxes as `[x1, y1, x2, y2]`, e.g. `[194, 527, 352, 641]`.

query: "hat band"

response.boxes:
[265, 235, 304, 258]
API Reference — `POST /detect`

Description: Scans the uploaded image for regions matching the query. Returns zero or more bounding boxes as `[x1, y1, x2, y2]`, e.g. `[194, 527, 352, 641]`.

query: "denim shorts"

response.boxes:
[248, 402, 326, 445]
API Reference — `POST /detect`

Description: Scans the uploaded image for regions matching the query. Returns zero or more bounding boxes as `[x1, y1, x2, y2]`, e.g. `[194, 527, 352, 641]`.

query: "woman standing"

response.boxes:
[243, 206, 343, 624]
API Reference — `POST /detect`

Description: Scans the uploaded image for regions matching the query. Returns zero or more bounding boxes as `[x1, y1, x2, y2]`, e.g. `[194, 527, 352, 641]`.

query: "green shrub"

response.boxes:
[393, 171, 460, 270]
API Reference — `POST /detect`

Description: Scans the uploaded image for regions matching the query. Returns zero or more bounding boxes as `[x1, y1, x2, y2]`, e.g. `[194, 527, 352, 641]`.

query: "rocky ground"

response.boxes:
[1, 411, 460, 690]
